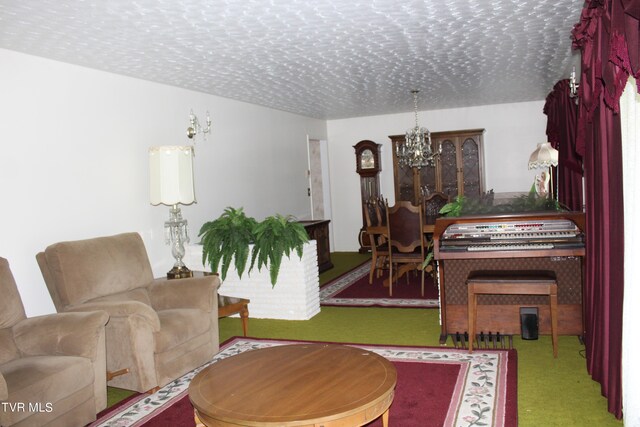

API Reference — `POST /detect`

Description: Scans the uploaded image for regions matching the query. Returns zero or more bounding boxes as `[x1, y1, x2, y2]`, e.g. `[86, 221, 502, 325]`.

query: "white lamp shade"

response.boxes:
[149, 145, 196, 206]
[528, 142, 559, 169]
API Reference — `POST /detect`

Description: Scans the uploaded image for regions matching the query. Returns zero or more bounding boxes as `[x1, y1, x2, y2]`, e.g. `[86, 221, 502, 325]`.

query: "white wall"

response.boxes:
[326, 101, 548, 251]
[0, 48, 326, 316]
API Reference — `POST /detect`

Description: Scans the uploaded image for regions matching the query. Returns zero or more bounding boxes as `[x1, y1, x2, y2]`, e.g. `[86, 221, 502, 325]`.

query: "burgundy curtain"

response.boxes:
[543, 80, 583, 211]
[571, 0, 640, 419]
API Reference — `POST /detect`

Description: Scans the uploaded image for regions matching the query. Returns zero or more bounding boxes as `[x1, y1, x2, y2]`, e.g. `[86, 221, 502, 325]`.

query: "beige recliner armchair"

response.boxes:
[36, 232, 220, 393]
[0, 257, 109, 427]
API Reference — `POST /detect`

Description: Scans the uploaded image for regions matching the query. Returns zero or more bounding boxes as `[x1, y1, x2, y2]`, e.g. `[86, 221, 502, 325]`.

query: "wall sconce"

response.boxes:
[569, 67, 579, 100]
[149, 145, 196, 279]
[186, 109, 212, 140]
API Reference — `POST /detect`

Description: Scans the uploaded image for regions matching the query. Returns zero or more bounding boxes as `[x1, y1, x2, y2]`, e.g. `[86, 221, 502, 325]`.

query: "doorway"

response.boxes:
[307, 138, 332, 221]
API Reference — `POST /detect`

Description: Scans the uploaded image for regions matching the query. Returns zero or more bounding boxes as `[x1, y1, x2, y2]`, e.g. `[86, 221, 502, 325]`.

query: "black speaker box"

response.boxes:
[520, 307, 539, 340]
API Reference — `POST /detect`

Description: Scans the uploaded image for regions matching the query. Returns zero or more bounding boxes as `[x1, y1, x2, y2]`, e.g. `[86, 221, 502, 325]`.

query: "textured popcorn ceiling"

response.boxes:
[0, 0, 583, 120]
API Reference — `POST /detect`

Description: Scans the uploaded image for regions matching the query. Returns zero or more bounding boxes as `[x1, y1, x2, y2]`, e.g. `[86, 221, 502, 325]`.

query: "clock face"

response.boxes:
[360, 149, 375, 169]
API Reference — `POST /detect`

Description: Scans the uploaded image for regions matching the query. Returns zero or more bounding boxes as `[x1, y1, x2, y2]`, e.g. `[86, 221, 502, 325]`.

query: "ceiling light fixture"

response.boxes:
[396, 90, 441, 169]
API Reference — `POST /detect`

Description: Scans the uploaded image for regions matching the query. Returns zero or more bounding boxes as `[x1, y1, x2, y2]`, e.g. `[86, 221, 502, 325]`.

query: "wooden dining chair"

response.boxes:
[385, 200, 426, 296]
[364, 197, 388, 284]
[422, 192, 449, 273]
[422, 192, 449, 226]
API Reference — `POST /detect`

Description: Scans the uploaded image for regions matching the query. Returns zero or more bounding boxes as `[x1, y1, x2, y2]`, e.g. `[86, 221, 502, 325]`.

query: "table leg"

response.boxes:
[468, 284, 476, 353]
[240, 304, 249, 336]
[194, 409, 205, 427]
[382, 408, 390, 427]
[550, 286, 558, 358]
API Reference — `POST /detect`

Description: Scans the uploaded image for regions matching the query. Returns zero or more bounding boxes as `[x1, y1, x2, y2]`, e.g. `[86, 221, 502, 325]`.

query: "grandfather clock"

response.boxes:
[354, 140, 382, 253]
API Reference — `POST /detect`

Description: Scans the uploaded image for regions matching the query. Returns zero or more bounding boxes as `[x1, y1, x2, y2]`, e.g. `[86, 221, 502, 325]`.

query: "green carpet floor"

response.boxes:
[109, 252, 623, 426]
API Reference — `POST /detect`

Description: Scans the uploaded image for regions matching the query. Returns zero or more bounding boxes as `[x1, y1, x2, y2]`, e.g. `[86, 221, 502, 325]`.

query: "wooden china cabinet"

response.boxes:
[354, 140, 382, 253]
[390, 129, 485, 203]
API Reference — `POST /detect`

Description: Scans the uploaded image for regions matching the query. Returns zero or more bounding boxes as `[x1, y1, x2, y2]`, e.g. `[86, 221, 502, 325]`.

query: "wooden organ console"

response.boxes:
[433, 211, 585, 344]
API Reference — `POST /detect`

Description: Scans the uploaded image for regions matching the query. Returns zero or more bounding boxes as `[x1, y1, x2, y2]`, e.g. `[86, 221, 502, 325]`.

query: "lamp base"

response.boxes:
[167, 265, 193, 280]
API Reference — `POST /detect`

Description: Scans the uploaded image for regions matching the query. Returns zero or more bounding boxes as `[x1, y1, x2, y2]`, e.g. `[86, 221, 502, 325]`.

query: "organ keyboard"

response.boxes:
[432, 211, 586, 344]
[435, 212, 585, 260]
[467, 242, 554, 251]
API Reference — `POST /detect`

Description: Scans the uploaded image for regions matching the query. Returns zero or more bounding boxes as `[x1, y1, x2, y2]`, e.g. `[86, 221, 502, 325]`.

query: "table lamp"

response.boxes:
[149, 145, 196, 279]
[528, 142, 559, 198]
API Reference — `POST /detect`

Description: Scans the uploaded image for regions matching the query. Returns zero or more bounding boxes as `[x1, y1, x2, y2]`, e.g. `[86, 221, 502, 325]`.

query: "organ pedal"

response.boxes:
[448, 332, 513, 350]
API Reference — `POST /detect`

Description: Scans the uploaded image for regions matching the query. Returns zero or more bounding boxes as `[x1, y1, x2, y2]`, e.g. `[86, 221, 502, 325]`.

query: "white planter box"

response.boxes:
[184, 241, 320, 320]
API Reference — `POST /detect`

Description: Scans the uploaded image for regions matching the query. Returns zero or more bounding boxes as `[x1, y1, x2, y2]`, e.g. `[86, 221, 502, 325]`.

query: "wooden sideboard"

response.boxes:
[298, 220, 333, 273]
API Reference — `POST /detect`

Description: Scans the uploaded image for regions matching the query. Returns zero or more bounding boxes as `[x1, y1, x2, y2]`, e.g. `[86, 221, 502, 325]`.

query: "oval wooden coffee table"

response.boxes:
[189, 343, 397, 427]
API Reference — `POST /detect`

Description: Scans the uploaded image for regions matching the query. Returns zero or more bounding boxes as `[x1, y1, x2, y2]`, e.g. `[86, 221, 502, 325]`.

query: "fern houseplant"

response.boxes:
[250, 214, 309, 286]
[198, 208, 309, 286]
[198, 207, 257, 281]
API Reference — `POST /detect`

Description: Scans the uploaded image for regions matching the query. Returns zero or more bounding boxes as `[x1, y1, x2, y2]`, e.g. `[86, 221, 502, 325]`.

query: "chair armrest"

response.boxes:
[12, 310, 109, 360]
[0, 372, 7, 401]
[148, 275, 219, 313]
[66, 300, 161, 331]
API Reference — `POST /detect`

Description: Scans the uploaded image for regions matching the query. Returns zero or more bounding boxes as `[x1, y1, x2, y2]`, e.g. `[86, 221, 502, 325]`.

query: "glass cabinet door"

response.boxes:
[360, 176, 380, 201]
[397, 164, 415, 202]
[461, 137, 481, 198]
[439, 139, 458, 198]
[419, 164, 437, 197]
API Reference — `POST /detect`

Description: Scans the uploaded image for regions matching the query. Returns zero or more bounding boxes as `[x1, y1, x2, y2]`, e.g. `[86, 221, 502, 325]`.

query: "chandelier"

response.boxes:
[396, 90, 441, 169]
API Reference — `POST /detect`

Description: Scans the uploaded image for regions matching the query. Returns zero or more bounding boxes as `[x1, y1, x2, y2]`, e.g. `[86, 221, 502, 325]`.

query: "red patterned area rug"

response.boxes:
[91, 337, 517, 427]
[320, 261, 440, 308]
